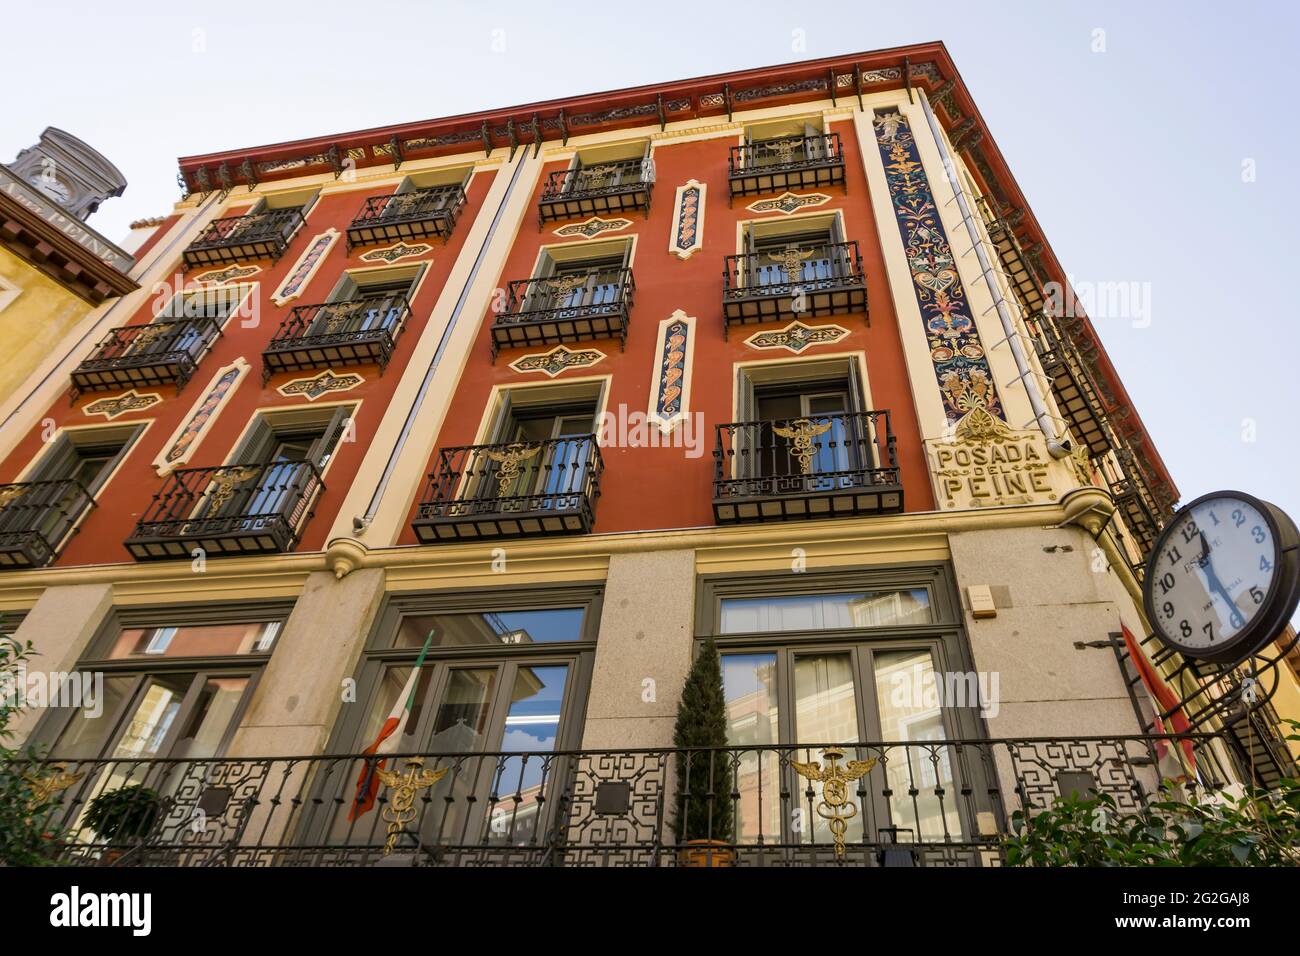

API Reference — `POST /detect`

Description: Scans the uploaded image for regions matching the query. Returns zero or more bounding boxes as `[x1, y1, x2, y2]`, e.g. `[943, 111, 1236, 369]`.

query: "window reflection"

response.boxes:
[489, 664, 569, 845]
[394, 608, 585, 649]
[872, 650, 962, 841]
[720, 590, 931, 634]
[722, 654, 780, 844]
[108, 621, 280, 659]
[793, 653, 864, 846]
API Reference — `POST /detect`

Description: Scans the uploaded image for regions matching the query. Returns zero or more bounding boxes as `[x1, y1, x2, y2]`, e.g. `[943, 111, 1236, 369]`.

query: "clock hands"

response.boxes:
[1197, 531, 1246, 631]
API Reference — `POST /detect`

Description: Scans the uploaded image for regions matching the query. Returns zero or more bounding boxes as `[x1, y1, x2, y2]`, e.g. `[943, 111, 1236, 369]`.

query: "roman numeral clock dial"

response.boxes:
[1143, 491, 1300, 663]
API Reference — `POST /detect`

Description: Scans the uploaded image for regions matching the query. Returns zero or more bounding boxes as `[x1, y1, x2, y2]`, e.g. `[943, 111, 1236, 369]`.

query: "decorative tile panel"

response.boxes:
[360, 242, 432, 264]
[152, 358, 250, 475]
[872, 110, 1003, 423]
[277, 369, 366, 401]
[742, 321, 849, 354]
[83, 390, 162, 420]
[193, 264, 261, 284]
[745, 191, 830, 216]
[553, 217, 632, 240]
[508, 346, 606, 378]
[272, 229, 339, 306]
[647, 310, 695, 432]
[668, 181, 705, 259]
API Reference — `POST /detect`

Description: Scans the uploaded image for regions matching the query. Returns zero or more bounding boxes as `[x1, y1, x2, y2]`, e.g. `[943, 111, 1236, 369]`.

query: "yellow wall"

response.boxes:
[0, 252, 94, 404]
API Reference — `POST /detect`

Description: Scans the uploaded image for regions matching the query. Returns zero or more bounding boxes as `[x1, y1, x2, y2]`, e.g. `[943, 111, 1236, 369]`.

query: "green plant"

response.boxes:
[1004, 781, 1300, 867]
[0, 635, 66, 865]
[672, 639, 734, 843]
[84, 785, 164, 844]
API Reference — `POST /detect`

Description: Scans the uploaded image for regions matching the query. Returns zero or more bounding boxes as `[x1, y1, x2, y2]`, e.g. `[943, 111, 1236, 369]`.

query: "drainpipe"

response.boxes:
[354, 152, 530, 531]
[918, 93, 1071, 459]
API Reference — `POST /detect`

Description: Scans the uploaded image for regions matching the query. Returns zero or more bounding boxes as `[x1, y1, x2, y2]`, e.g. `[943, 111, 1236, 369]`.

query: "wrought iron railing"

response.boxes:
[414, 435, 602, 540]
[730, 132, 843, 174]
[0, 478, 95, 569]
[125, 460, 322, 559]
[714, 410, 900, 521]
[491, 268, 634, 357]
[538, 158, 653, 225]
[20, 734, 1228, 867]
[183, 208, 305, 267]
[722, 240, 866, 327]
[347, 184, 465, 246]
[263, 294, 411, 380]
[726, 239, 863, 293]
[72, 317, 223, 395]
[542, 158, 651, 201]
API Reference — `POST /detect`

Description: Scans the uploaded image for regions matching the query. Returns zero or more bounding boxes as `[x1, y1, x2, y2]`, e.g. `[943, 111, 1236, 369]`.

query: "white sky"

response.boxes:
[6, 1, 1300, 613]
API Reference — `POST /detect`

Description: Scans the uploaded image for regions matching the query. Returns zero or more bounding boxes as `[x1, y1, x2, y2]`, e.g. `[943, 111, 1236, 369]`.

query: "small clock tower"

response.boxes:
[6, 126, 128, 221]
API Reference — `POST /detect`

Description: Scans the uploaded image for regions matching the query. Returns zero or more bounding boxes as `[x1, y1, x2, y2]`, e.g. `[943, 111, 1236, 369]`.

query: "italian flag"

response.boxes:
[348, 629, 435, 821]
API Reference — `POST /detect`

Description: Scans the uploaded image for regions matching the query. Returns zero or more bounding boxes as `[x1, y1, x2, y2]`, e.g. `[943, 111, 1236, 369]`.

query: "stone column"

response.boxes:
[226, 567, 386, 758]
[9, 583, 114, 743]
[581, 548, 696, 750]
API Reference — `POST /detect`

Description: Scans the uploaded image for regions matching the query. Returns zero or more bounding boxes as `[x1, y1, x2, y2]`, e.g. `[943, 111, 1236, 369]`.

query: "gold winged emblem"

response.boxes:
[24, 766, 84, 808]
[791, 747, 878, 859]
[768, 246, 813, 278]
[375, 757, 450, 855]
[483, 443, 542, 496]
[0, 485, 28, 508]
[207, 466, 261, 509]
[771, 418, 834, 474]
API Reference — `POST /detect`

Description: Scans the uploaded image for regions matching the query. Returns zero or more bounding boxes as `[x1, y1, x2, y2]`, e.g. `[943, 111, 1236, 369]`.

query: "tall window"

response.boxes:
[700, 569, 987, 850]
[31, 609, 287, 847]
[318, 589, 599, 854]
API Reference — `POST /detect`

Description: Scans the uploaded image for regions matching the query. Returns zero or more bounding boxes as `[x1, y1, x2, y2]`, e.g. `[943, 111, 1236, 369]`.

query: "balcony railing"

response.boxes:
[21, 733, 1228, 867]
[714, 410, 901, 523]
[538, 158, 653, 225]
[491, 267, 633, 360]
[346, 184, 466, 249]
[71, 317, 223, 397]
[728, 132, 846, 198]
[124, 461, 322, 560]
[723, 240, 866, 330]
[413, 435, 602, 542]
[183, 208, 305, 269]
[0, 479, 94, 570]
[262, 294, 411, 383]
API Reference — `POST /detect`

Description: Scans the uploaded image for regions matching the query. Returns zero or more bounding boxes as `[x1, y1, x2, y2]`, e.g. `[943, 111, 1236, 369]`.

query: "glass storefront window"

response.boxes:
[722, 653, 780, 843]
[393, 608, 585, 649]
[872, 649, 963, 841]
[107, 621, 281, 659]
[719, 589, 931, 634]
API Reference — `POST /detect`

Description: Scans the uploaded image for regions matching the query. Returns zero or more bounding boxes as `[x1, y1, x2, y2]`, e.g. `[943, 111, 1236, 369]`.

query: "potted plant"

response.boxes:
[672, 639, 735, 866]
[84, 784, 163, 863]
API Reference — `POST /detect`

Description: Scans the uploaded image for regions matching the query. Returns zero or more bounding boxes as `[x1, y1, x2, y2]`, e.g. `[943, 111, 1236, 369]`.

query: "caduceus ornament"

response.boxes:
[771, 418, 833, 475]
[375, 757, 449, 855]
[791, 747, 878, 859]
[484, 443, 541, 496]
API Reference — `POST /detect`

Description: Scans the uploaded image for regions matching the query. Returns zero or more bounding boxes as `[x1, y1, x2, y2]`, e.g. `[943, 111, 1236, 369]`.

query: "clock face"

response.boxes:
[30, 174, 71, 205]
[1145, 492, 1296, 661]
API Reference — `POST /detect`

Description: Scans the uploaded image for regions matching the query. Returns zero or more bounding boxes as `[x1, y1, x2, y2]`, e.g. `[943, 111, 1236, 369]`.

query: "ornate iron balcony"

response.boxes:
[182, 208, 305, 269]
[728, 132, 846, 199]
[413, 435, 602, 542]
[714, 410, 901, 523]
[537, 158, 653, 225]
[262, 294, 411, 383]
[490, 267, 633, 360]
[124, 460, 322, 560]
[346, 184, 466, 249]
[0, 479, 94, 570]
[24, 733, 1229, 867]
[723, 239, 866, 330]
[71, 317, 222, 397]
[1027, 315, 1112, 458]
